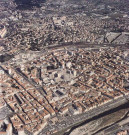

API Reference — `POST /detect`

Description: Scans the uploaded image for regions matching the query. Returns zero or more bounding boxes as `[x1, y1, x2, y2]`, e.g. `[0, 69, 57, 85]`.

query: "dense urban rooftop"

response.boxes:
[0, 46, 129, 134]
[0, 0, 129, 135]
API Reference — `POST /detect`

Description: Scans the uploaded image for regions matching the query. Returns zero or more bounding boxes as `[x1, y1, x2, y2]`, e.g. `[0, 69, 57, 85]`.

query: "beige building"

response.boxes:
[0, 26, 7, 38]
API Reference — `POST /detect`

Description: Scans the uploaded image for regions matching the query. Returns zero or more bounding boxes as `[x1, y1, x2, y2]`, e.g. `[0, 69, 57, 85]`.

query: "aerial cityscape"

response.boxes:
[0, 0, 129, 135]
